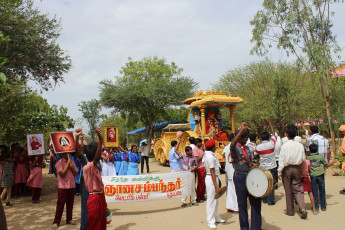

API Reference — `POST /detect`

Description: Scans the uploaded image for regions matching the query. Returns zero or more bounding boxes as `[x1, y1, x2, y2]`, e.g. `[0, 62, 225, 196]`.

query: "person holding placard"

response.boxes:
[83, 127, 108, 229]
[26, 155, 45, 203]
[52, 152, 78, 229]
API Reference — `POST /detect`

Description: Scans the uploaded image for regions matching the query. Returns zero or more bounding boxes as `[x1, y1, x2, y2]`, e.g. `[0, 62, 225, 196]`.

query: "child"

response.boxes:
[14, 148, 28, 197]
[83, 128, 107, 229]
[52, 151, 78, 229]
[118, 147, 128, 176]
[181, 146, 197, 207]
[26, 155, 45, 203]
[124, 145, 141, 175]
[101, 147, 116, 176]
[307, 143, 336, 212]
[114, 147, 121, 175]
[71, 154, 82, 195]
[204, 140, 224, 229]
[300, 158, 317, 214]
[1, 151, 15, 207]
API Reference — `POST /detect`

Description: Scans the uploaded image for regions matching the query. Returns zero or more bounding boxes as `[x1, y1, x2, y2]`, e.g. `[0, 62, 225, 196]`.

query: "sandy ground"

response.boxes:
[3, 158, 345, 230]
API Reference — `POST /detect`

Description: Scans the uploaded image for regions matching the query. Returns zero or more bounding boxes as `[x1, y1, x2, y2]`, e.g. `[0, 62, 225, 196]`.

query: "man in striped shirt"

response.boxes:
[255, 119, 277, 205]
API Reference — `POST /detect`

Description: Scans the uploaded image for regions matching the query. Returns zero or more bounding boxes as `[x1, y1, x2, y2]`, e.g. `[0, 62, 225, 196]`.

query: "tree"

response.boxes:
[250, 0, 344, 151]
[0, 0, 71, 90]
[0, 30, 10, 84]
[100, 56, 198, 149]
[0, 81, 74, 145]
[213, 61, 324, 135]
[78, 99, 106, 141]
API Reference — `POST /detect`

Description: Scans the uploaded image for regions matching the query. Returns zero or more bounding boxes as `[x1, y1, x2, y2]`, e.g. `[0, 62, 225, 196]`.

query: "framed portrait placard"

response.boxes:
[27, 134, 45, 155]
[49, 131, 75, 154]
[104, 126, 119, 147]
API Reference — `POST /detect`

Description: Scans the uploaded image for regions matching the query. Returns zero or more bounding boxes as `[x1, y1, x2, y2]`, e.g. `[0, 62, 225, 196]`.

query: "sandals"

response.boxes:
[181, 203, 187, 207]
[51, 224, 59, 229]
[66, 220, 76, 225]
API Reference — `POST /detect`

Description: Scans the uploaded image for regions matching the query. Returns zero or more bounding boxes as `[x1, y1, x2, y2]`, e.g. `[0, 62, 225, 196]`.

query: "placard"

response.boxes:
[27, 133, 45, 155]
[104, 126, 119, 147]
[49, 131, 75, 154]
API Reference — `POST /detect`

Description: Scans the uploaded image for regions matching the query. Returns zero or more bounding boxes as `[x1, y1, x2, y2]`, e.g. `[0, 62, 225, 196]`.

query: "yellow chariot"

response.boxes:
[153, 90, 244, 166]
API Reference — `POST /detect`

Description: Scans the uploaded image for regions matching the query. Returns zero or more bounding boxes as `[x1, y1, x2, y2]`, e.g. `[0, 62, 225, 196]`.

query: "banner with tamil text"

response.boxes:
[102, 171, 193, 203]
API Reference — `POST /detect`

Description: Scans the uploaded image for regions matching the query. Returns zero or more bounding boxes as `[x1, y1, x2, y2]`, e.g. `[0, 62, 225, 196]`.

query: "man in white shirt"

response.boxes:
[222, 134, 238, 213]
[255, 119, 277, 205]
[204, 140, 225, 229]
[278, 127, 307, 219]
[189, 137, 196, 150]
[305, 126, 331, 163]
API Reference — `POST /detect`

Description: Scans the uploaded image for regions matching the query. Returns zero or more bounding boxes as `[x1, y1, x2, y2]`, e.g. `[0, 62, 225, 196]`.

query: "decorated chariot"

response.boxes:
[153, 90, 244, 166]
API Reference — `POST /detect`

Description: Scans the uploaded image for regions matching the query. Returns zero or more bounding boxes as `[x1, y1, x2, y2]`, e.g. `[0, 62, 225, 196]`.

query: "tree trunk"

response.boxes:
[324, 96, 337, 155]
[145, 114, 157, 155]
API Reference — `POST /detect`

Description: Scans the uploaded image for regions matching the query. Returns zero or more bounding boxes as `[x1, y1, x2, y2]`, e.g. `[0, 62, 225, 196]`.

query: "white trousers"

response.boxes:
[102, 162, 116, 176]
[205, 175, 220, 225]
[182, 173, 197, 203]
[226, 177, 239, 211]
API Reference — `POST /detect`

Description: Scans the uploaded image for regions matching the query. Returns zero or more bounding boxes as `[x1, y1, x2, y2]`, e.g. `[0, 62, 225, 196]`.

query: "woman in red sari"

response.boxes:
[26, 155, 46, 203]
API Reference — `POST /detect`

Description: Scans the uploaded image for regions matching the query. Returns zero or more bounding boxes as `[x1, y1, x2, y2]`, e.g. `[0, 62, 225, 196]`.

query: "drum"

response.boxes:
[246, 167, 273, 198]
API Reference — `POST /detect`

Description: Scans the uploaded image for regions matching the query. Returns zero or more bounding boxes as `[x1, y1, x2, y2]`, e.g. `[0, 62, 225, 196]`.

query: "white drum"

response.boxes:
[246, 167, 273, 198]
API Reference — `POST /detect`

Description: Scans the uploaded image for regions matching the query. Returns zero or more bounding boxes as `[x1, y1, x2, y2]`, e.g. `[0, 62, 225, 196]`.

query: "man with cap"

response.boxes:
[230, 123, 261, 230]
[204, 139, 225, 229]
[339, 125, 345, 194]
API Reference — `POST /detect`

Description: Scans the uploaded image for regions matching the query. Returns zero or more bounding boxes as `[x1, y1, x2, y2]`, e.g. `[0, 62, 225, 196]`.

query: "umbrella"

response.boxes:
[140, 139, 148, 147]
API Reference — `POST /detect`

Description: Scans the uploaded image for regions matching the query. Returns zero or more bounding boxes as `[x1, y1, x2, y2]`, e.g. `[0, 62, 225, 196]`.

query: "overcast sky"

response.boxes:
[32, 0, 345, 126]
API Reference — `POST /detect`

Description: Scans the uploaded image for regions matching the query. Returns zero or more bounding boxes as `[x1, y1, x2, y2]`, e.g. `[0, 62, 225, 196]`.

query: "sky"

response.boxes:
[31, 0, 345, 126]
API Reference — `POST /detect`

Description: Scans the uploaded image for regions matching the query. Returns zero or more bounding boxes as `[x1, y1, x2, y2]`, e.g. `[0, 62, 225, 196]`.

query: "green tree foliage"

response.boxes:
[0, 0, 71, 90]
[156, 107, 189, 123]
[213, 61, 324, 135]
[250, 0, 344, 150]
[0, 81, 74, 145]
[100, 56, 198, 147]
[78, 99, 106, 141]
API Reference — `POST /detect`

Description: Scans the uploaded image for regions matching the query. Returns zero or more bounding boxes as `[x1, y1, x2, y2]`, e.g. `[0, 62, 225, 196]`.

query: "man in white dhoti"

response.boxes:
[222, 134, 238, 212]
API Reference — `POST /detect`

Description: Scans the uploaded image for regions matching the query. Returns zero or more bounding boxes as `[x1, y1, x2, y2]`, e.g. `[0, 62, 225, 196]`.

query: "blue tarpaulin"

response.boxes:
[127, 120, 180, 134]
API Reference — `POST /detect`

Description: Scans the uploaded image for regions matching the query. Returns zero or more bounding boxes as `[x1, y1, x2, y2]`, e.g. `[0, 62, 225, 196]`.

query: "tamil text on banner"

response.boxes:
[103, 171, 192, 203]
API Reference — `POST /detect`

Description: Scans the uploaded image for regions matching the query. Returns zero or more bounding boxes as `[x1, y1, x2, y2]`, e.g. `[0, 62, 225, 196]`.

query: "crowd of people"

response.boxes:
[168, 121, 345, 229]
[1, 122, 345, 230]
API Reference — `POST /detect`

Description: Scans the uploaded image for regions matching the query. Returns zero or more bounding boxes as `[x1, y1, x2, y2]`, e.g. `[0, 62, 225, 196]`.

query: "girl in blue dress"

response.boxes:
[113, 147, 121, 175]
[117, 146, 128, 176]
[126, 145, 141, 175]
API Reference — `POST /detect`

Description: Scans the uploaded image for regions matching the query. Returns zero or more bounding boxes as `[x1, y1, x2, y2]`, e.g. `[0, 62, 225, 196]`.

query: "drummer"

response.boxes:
[230, 123, 261, 230]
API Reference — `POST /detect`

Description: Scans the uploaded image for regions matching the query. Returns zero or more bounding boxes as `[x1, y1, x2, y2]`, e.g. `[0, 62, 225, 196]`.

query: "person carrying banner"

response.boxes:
[83, 128, 107, 230]
[178, 146, 198, 207]
[204, 140, 225, 229]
